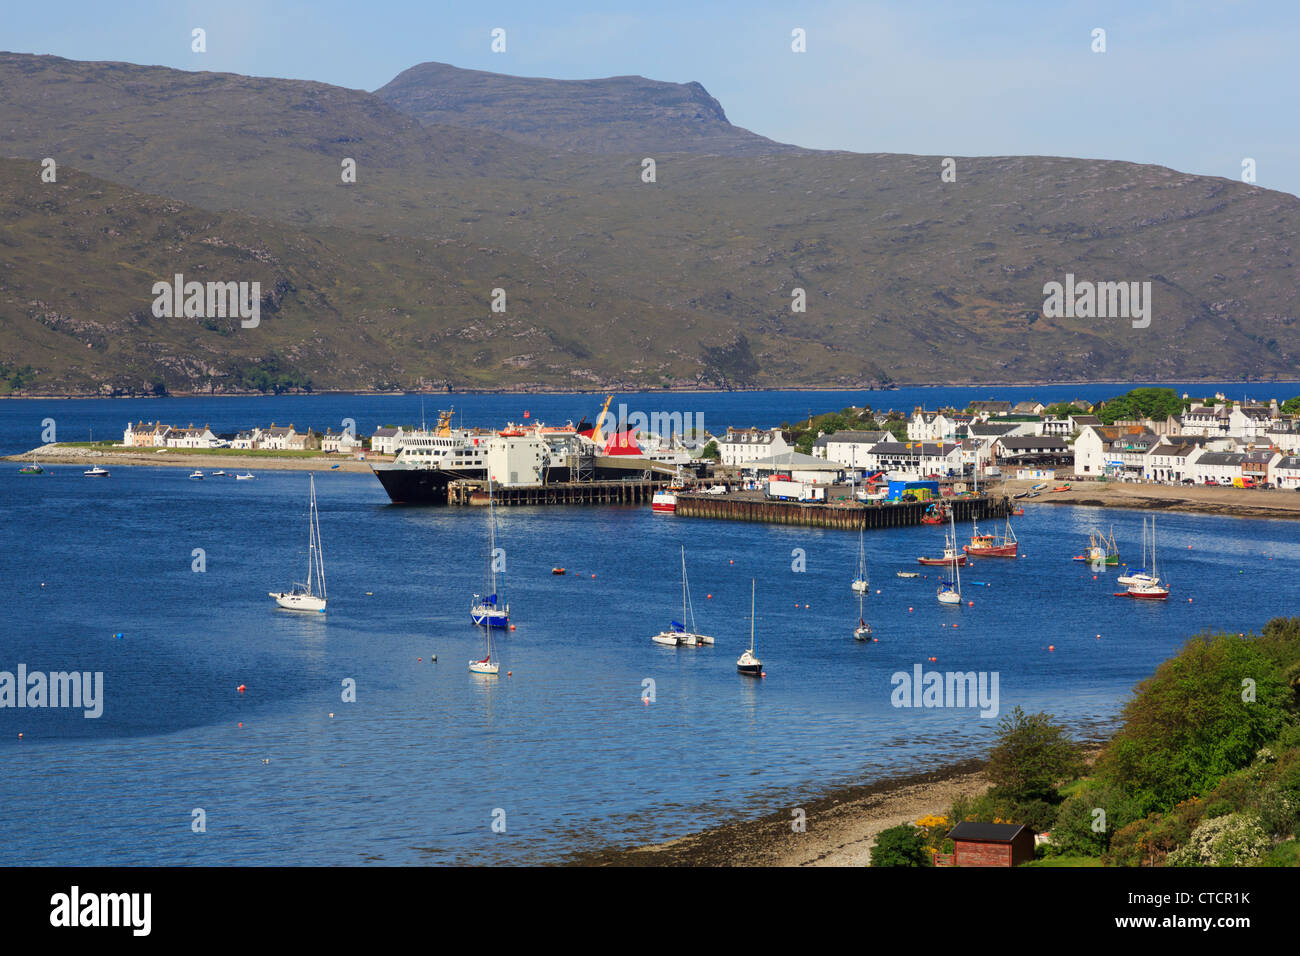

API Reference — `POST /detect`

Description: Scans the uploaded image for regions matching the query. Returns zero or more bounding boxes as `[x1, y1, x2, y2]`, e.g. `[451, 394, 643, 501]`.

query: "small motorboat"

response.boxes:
[1012, 491, 1029, 500]
[188, 470, 205, 480]
[896, 571, 919, 578]
[551, 567, 566, 575]
[1052, 484, 1072, 493]
[1010, 506, 1025, 515]
[235, 473, 255, 480]
[211, 470, 227, 477]
[83, 466, 110, 477]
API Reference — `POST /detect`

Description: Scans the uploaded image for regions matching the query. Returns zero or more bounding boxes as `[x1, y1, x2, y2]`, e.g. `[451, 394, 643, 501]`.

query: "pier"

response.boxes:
[448, 478, 669, 507]
[674, 492, 1012, 530]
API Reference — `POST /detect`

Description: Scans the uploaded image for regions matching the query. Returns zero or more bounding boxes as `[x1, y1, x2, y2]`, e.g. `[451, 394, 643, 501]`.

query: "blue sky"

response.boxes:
[6, 0, 1298, 195]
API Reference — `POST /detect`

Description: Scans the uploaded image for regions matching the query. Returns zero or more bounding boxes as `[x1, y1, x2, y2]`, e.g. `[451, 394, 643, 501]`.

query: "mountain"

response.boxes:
[0, 51, 1297, 395]
[376, 61, 799, 156]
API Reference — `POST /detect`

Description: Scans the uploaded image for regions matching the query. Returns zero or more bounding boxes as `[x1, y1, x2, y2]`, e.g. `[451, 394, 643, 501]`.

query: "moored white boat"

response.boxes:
[188, 470, 205, 480]
[737, 580, 763, 677]
[470, 478, 510, 628]
[652, 546, 712, 646]
[269, 475, 327, 613]
[937, 511, 963, 605]
[83, 465, 110, 477]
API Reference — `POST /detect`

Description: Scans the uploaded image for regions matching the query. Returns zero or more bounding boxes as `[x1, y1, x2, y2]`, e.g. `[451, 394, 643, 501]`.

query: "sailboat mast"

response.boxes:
[312, 477, 326, 599]
[306, 476, 315, 593]
[750, 579, 756, 653]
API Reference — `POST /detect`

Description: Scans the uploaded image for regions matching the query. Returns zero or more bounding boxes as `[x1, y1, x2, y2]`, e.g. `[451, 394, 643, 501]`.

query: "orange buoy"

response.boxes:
[908, 607, 913, 612]
[238, 722, 243, 728]
[729, 560, 734, 565]
[707, 594, 712, 599]
[509, 624, 516, 631]
[418, 657, 422, 662]
[507, 671, 512, 676]
[1048, 644, 1055, 651]
[760, 671, 767, 678]
[967, 601, 973, 607]
[804, 604, 810, 609]
[237, 684, 246, 694]
[591, 574, 596, 578]
[17, 733, 22, 739]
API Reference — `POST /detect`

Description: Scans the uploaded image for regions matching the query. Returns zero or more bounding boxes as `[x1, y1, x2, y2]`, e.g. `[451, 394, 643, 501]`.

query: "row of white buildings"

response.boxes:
[122, 421, 365, 453]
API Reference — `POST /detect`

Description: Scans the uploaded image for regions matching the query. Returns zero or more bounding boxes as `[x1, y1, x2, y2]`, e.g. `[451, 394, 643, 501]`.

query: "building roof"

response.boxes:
[744, 451, 844, 470]
[721, 427, 788, 445]
[372, 426, 402, 437]
[1196, 452, 1245, 466]
[812, 430, 891, 448]
[870, 441, 961, 457]
[996, 435, 1070, 449]
[1070, 415, 1102, 426]
[967, 423, 1018, 436]
[947, 822, 1034, 843]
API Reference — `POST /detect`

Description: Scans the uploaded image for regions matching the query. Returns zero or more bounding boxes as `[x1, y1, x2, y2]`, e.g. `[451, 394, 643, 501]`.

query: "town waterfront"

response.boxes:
[3, 445, 1299, 865]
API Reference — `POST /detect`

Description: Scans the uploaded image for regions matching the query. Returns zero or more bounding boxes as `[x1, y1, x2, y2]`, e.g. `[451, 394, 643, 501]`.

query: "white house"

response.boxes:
[1229, 405, 1276, 442]
[166, 424, 221, 449]
[1264, 419, 1300, 453]
[743, 451, 845, 484]
[860, 441, 963, 479]
[258, 424, 301, 451]
[717, 427, 794, 467]
[369, 426, 406, 456]
[321, 429, 362, 455]
[1273, 456, 1300, 489]
[1073, 426, 1162, 476]
[992, 435, 1071, 466]
[812, 430, 892, 468]
[1180, 405, 1232, 438]
[1145, 441, 1203, 482]
[123, 421, 171, 447]
[1191, 451, 1245, 485]
[907, 411, 957, 442]
[230, 429, 262, 450]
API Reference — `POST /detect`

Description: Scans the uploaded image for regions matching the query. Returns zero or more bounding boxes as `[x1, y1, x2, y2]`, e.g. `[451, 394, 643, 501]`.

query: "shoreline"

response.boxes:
[567, 758, 991, 867]
[3, 379, 1298, 400]
[1001, 478, 1300, 522]
[5, 445, 375, 473]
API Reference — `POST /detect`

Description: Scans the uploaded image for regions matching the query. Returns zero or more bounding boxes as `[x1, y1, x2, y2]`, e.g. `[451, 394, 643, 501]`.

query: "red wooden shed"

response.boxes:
[943, 822, 1036, 867]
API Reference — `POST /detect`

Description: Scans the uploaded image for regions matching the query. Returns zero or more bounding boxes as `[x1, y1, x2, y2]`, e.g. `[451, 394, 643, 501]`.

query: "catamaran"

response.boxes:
[937, 513, 963, 605]
[737, 579, 764, 676]
[652, 545, 713, 646]
[470, 478, 510, 628]
[851, 527, 870, 592]
[269, 475, 327, 612]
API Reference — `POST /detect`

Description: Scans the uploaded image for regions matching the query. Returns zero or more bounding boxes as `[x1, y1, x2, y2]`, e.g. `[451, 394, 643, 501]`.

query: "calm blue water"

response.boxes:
[2, 453, 1299, 865]
[3, 382, 1295, 455]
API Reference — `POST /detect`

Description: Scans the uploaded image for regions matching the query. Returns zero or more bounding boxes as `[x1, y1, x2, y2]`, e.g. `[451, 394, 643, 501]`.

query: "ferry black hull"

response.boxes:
[372, 461, 661, 505]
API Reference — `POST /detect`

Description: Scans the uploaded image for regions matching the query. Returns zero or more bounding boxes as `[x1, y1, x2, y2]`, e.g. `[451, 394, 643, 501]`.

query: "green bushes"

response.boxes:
[1094, 632, 1291, 814]
[1166, 813, 1271, 867]
[870, 824, 933, 867]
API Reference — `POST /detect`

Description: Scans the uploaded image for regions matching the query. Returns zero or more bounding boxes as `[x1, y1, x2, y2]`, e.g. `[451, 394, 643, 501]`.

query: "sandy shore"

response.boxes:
[996, 478, 1300, 521]
[568, 760, 990, 867]
[5, 444, 376, 473]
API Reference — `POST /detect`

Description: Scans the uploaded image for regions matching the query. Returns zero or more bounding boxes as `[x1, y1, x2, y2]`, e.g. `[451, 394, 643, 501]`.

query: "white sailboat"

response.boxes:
[652, 545, 713, 646]
[269, 475, 327, 612]
[1117, 517, 1158, 587]
[1117, 516, 1170, 600]
[851, 527, 870, 592]
[470, 477, 510, 629]
[937, 511, 962, 605]
[853, 586, 872, 642]
[737, 579, 764, 676]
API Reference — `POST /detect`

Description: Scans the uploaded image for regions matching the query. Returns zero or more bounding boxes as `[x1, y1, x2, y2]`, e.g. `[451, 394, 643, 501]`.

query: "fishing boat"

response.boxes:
[937, 513, 963, 605]
[269, 475, 327, 612]
[1010, 505, 1025, 515]
[920, 501, 949, 525]
[651, 467, 687, 515]
[652, 546, 713, 646]
[235, 472, 255, 480]
[963, 517, 1018, 558]
[736, 580, 763, 676]
[188, 470, 205, 480]
[1116, 517, 1169, 599]
[851, 527, 870, 592]
[1073, 527, 1119, 566]
[83, 466, 110, 477]
[18, 463, 44, 475]
[470, 478, 510, 628]
[917, 534, 967, 567]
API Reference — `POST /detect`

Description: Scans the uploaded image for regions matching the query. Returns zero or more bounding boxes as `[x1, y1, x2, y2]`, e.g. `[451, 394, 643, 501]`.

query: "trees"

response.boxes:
[986, 706, 1084, 802]
[1095, 632, 1291, 814]
[1096, 387, 1183, 425]
[869, 824, 932, 867]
